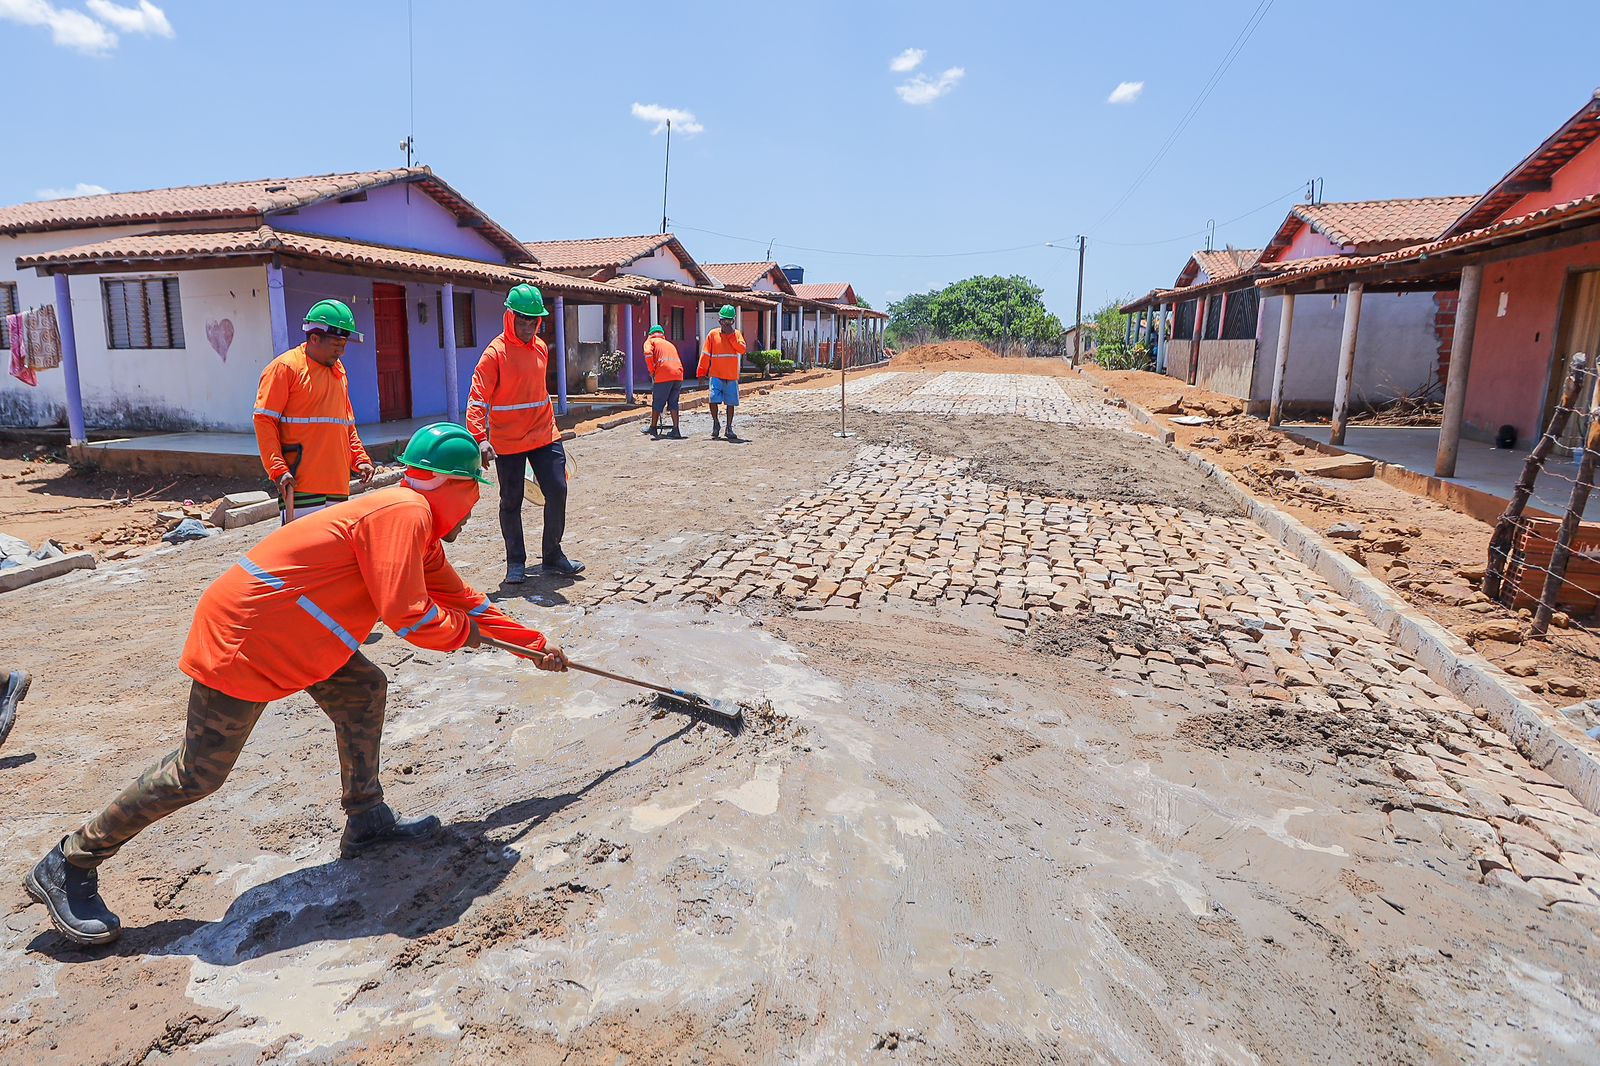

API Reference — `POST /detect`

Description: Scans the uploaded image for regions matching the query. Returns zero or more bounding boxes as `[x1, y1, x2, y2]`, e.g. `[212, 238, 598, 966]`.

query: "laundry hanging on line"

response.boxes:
[6, 305, 65, 387]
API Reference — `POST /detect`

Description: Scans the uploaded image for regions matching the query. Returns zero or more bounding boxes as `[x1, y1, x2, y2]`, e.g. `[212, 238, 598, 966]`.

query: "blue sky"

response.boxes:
[3, 0, 1596, 322]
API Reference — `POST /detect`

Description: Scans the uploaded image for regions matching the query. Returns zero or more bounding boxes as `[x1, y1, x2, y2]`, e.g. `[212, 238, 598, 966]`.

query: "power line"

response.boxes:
[1086, 0, 1276, 235]
[1090, 183, 1305, 247]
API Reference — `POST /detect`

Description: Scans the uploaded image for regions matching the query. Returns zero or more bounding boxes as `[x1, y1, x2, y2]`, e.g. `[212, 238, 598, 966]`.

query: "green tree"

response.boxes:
[888, 275, 1064, 352]
[1088, 296, 1150, 370]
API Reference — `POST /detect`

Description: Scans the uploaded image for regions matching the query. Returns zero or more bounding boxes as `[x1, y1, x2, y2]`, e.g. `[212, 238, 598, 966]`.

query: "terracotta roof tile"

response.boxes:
[612, 274, 778, 309]
[1259, 192, 1600, 290]
[1182, 248, 1262, 286]
[1258, 197, 1476, 261]
[520, 232, 716, 286]
[791, 282, 854, 302]
[15, 227, 636, 301]
[702, 261, 794, 292]
[0, 167, 530, 261]
[1446, 94, 1600, 236]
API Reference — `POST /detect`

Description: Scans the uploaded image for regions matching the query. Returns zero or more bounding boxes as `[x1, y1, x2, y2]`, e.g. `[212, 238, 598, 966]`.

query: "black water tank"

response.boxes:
[782, 264, 804, 284]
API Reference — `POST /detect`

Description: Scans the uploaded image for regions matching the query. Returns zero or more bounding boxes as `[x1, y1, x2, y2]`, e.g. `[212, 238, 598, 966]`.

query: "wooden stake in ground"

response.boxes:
[1484, 354, 1586, 602]
[1532, 410, 1600, 636]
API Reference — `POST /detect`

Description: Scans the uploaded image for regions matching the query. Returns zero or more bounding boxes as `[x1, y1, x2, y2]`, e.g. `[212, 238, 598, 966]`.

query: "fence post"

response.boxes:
[1532, 392, 1600, 636]
[1485, 354, 1587, 602]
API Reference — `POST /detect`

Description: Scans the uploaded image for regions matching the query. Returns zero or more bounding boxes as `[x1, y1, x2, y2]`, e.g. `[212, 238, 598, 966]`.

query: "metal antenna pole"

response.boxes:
[661, 120, 671, 234]
[1073, 236, 1086, 364]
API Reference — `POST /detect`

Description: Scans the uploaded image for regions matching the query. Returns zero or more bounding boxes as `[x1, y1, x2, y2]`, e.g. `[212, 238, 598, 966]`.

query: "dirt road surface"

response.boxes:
[2, 364, 1597, 1063]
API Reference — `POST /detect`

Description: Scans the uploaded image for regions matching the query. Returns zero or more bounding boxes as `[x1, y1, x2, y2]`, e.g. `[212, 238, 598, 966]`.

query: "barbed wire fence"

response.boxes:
[1483, 353, 1600, 639]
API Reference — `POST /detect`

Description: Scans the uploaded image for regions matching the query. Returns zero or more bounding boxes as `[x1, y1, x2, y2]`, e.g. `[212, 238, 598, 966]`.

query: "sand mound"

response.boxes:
[893, 340, 997, 366]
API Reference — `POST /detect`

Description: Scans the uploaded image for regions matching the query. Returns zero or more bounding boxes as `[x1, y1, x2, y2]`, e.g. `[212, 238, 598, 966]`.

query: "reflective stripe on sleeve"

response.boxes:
[467, 600, 491, 617]
[394, 604, 441, 638]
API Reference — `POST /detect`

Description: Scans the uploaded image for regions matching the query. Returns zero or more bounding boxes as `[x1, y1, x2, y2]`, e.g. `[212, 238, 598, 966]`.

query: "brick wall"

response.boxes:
[1433, 290, 1459, 387]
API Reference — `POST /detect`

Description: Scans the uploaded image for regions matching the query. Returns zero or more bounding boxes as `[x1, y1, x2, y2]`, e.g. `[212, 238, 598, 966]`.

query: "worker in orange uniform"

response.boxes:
[643, 324, 684, 439]
[254, 299, 375, 522]
[469, 284, 585, 585]
[24, 424, 569, 947]
[699, 304, 747, 442]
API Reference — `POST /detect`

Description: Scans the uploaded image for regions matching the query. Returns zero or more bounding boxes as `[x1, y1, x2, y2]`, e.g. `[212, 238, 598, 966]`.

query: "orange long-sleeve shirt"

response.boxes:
[181, 486, 545, 702]
[698, 329, 746, 381]
[644, 336, 683, 382]
[254, 345, 371, 497]
[467, 311, 559, 455]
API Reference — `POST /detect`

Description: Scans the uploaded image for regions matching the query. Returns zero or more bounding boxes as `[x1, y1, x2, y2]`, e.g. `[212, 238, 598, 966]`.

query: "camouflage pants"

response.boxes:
[64, 652, 389, 869]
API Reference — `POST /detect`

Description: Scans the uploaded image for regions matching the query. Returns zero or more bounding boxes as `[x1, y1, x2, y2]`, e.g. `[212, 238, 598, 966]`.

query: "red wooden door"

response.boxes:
[372, 282, 412, 422]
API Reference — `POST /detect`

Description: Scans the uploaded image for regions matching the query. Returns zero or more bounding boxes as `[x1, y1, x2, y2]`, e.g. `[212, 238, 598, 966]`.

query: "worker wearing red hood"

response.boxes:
[24, 424, 568, 947]
[468, 285, 584, 586]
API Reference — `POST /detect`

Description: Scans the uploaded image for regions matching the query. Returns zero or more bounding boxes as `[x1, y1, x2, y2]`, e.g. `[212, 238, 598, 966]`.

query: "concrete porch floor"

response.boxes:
[71, 401, 642, 481]
[1288, 424, 1600, 522]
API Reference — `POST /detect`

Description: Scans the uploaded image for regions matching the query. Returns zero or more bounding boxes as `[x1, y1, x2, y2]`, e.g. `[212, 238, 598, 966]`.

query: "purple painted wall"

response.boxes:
[280, 268, 382, 423]
[270, 181, 508, 261]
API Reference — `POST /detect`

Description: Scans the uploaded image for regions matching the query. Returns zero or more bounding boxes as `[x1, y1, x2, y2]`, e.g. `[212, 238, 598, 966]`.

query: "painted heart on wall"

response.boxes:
[206, 318, 235, 361]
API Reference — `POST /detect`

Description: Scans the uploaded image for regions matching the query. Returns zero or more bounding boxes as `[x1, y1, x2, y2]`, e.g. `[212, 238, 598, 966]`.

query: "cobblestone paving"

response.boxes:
[596, 433, 1600, 912]
[752, 370, 1133, 427]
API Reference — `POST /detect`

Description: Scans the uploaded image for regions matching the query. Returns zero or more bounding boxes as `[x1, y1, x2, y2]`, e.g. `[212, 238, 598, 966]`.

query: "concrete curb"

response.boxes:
[1104, 380, 1600, 815]
[0, 551, 96, 594]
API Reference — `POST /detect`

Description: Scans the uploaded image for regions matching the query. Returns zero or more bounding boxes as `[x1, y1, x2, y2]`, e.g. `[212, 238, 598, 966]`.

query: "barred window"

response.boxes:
[103, 277, 185, 349]
[1172, 299, 1196, 340]
[435, 289, 476, 348]
[670, 306, 686, 343]
[1203, 294, 1224, 340]
[1222, 286, 1259, 340]
[0, 283, 16, 349]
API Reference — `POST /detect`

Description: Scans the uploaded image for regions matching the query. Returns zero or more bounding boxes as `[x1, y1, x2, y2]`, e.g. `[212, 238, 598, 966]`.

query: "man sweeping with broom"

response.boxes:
[25, 423, 568, 947]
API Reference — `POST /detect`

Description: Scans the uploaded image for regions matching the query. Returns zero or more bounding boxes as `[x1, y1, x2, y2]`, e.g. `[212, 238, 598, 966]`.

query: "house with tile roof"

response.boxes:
[1126, 196, 1474, 410]
[699, 262, 887, 369]
[1, 167, 639, 443]
[1259, 89, 1600, 487]
[522, 233, 778, 381]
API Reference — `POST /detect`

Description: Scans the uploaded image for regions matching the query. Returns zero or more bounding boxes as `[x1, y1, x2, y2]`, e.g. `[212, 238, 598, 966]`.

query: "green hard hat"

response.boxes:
[397, 422, 492, 485]
[304, 299, 363, 341]
[718, 304, 737, 321]
[648, 324, 665, 336]
[505, 284, 549, 318]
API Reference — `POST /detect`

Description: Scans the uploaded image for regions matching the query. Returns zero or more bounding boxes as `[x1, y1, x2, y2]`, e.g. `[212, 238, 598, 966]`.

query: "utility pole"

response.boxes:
[660, 120, 672, 234]
[1073, 235, 1086, 364]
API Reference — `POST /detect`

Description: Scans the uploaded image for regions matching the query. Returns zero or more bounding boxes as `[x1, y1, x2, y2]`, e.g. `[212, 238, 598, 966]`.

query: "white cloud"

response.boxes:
[1107, 80, 1145, 105]
[889, 47, 925, 73]
[0, 0, 172, 54]
[36, 182, 111, 200]
[0, 0, 117, 54]
[86, 0, 172, 37]
[630, 102, 704, 135]
[895, 67, 965, 106]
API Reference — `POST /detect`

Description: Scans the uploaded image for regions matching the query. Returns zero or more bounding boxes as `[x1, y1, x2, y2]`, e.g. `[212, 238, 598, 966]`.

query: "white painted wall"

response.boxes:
[577, 304, 604, 343]
[624, 245, 700, 284]
[1252, 290, 1441, 411]
[1, 227, 274, 430]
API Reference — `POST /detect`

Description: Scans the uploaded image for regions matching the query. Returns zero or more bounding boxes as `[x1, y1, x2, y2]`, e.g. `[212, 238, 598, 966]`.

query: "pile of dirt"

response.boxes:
[894, 341, 998, 367]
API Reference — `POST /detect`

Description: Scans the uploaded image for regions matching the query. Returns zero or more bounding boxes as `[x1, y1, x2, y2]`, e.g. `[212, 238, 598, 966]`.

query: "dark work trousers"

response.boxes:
[493, 440, 568, 567]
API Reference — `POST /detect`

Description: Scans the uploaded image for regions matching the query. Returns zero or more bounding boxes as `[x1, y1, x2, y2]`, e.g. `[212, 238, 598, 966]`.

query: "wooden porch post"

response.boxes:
[697, 299, 706, 359]
[1329, 282, 1365, 445]
[553, 295, 568, 415]
[52, 273, 86, 444]
[1188, 298, 1205, 385]
[813, 309, 822, 367]
[649, 293, 659, 330]
[1436, 264, 1484, 477]
[799, 306, 808, 367]
[1267, 292, 1296, 428]
[441, 281, 460, 423]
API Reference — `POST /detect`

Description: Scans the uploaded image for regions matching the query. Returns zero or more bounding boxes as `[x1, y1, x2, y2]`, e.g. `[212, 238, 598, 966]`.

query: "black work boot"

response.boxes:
[0, 668, 27, 748]
[711, 422, 722, 440]
[503, 562, 527, 585]
[542, 556, 586, 577]
[340, 803, 440, 859]
[26, 840, 121, 946]
[724, 428, 742, 443]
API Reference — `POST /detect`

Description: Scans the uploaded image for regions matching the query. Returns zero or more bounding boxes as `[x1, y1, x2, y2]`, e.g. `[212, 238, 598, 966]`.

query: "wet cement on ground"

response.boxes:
[1, 386, 1597, 1062]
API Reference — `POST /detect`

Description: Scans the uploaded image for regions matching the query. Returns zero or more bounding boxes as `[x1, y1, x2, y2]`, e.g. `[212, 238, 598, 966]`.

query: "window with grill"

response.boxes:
[0, 283, 17, 349]
[103, 277, 185, 349]
[435, 290, 476, 348]
[670, 307, 686, 343]
[1221, 286, 1259, 339]
[1172, 299, 1196, 340]
[1202, 294, 1224, 340]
